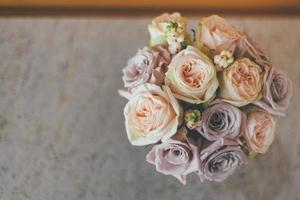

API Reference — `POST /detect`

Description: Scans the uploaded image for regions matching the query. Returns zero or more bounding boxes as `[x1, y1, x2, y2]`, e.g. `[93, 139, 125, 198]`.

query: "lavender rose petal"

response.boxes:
[254, 67, 293, 116]
[146, 132, 200, 184]
[199, 139, 247, 182]
[122, 46, 171, 89]
[236, 35, 270, 68]
[195, 100, 245, 141]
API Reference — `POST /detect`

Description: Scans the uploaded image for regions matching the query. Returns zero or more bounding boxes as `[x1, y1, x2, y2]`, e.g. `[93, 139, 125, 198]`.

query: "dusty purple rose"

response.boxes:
[199, 139, 247, 182]
[122, 45, 171, 89]
[236, 35, 270, 68]
[146, 129, 199, 184]
[195, 100, 245, 141]
[151, 45, 172, 68]
[254, 67, 292, 116]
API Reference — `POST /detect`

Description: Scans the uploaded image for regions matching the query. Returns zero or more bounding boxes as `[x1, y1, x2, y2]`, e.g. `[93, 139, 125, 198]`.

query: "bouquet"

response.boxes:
[119, 13, 292, 184]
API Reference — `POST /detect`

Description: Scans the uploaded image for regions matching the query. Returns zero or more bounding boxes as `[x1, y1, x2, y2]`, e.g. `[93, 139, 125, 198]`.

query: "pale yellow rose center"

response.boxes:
[180, 60, 207, 88]
[232, 62, 261, 99]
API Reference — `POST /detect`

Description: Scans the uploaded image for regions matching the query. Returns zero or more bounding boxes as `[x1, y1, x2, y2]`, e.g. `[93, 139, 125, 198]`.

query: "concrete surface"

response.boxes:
[0, 17, 299, 200]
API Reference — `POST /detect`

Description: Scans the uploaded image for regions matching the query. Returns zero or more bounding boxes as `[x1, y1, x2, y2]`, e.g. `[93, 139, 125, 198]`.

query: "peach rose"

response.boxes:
[196, 15, 242, 52]
[244, 108, 276, 154]
[124, 83, 182, 146]
[165, 46, 219, 104]
[218, 57, 263, 107]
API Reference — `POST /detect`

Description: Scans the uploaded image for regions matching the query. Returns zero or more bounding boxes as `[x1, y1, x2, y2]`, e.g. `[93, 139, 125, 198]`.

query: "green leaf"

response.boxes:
[166, 22, 178, 32]
[182, 33, 192, 49]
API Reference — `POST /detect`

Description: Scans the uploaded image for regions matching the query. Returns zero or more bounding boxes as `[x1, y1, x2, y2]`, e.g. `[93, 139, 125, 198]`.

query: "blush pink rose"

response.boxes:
[197, 15, 242, 52]
[124, 83, 182, 146]
[244, 107, 276, 154]
[218, 57, 263, 107]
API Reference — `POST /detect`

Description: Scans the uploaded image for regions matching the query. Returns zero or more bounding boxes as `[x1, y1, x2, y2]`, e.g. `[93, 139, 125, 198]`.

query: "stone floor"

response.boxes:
[0, 16, 299, 200]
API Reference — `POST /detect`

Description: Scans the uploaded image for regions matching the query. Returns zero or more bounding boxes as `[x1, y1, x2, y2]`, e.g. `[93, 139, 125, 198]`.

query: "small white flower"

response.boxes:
[168, 42, 182, 54]
[165, 22, 186, 55]
[167, 31, 184, 44]
[214, 51, 234, 68]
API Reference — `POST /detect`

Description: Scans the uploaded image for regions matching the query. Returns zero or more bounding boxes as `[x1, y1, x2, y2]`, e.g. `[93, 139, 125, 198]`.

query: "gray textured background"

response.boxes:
[0, 17, 299, 200]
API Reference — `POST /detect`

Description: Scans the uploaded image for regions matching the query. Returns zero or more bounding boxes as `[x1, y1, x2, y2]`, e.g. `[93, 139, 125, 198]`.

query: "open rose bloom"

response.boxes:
[119, 13, 292, 184]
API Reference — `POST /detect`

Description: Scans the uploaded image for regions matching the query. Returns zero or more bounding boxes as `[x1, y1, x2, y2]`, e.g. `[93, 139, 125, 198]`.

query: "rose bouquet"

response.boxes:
[119, 13, 292, 184]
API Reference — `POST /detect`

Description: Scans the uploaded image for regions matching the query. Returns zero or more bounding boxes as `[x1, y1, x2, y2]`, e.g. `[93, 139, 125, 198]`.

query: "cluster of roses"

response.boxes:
[119, 13, 292, 184]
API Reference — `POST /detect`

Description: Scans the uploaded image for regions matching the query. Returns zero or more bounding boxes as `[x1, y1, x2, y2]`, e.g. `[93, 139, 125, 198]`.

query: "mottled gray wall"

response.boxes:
[0, 17, 299, 200]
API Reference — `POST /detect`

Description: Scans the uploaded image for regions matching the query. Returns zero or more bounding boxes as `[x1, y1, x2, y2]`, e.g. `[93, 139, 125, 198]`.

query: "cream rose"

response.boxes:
[196, 15, 242, 52]
[218, 57, 263, 107]
[244, 108, 276, 154]
[124, 83, 182, 146]
[148, 12, 187, 48]
[165, 46, 219, 104]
